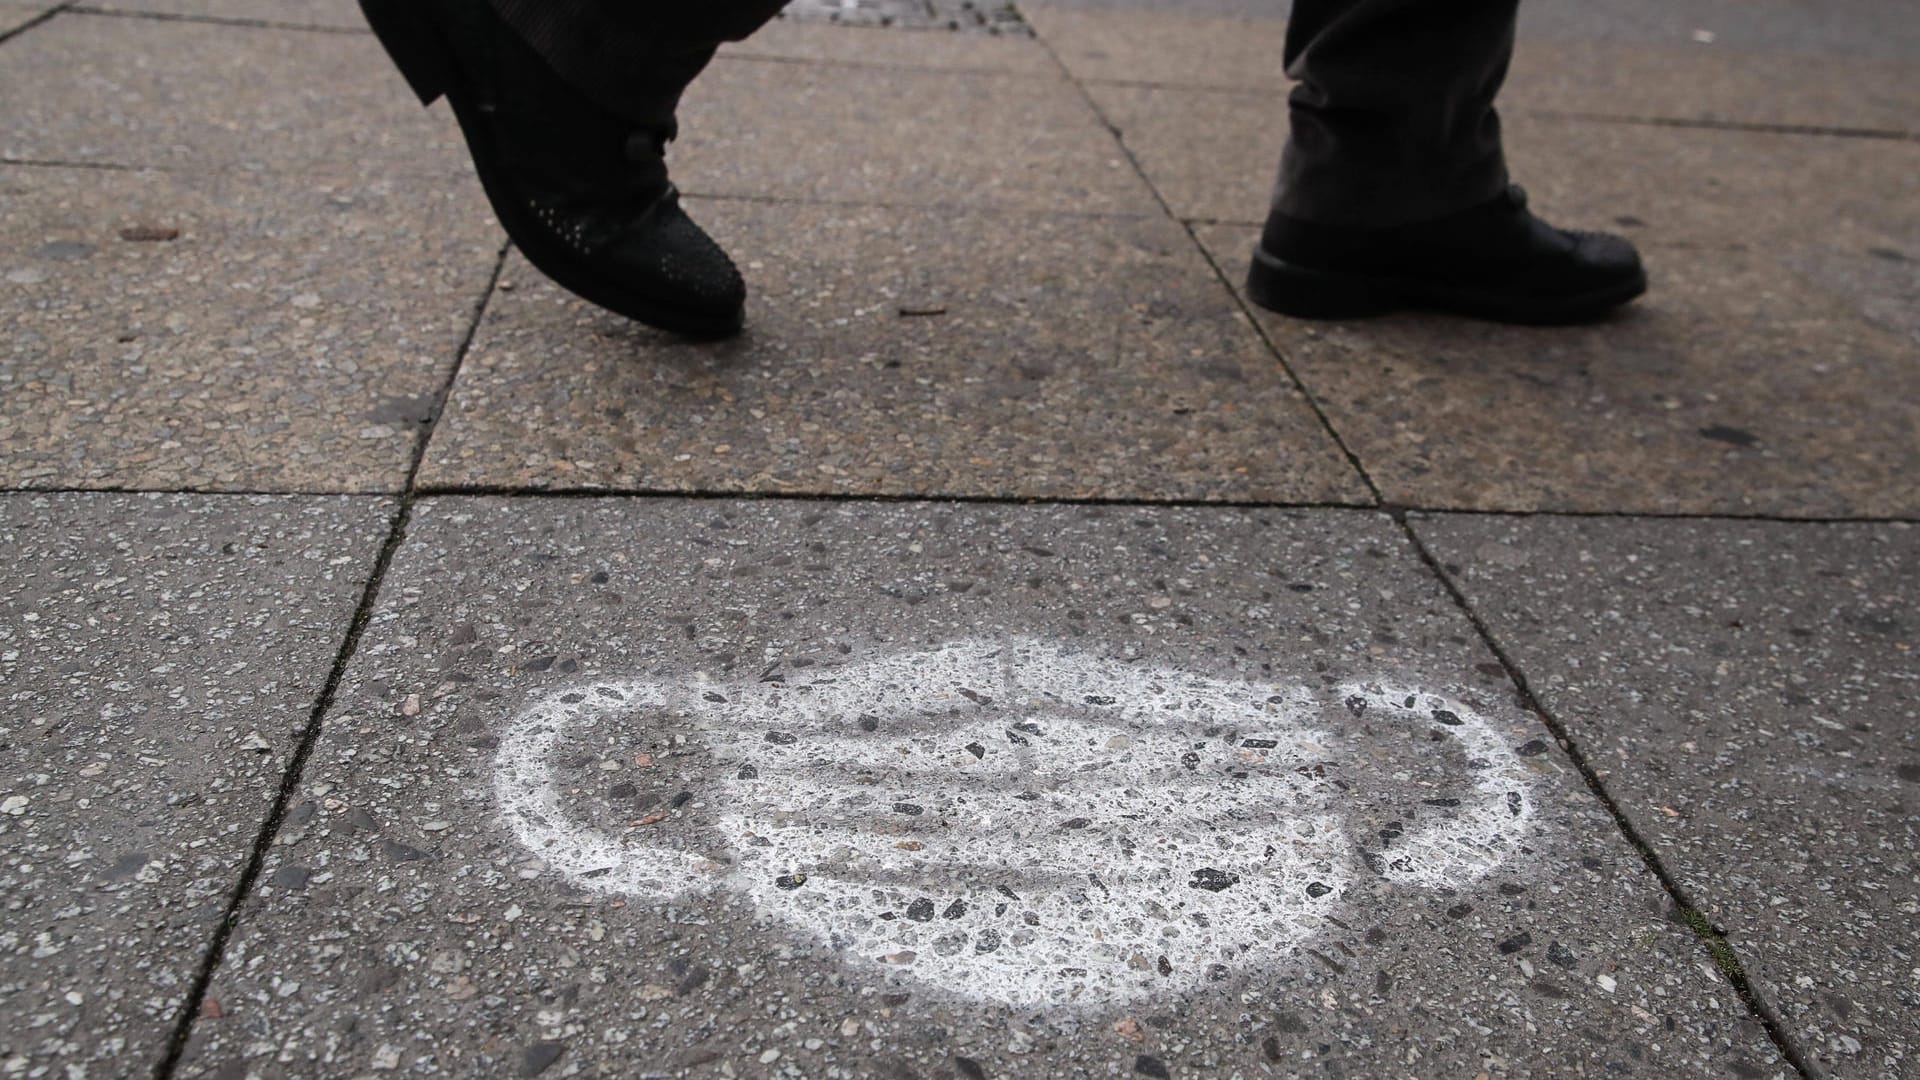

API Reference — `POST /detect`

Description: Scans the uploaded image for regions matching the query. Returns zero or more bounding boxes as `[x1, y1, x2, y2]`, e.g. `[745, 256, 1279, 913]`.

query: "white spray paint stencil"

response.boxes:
[495, 639, 1539, 1008]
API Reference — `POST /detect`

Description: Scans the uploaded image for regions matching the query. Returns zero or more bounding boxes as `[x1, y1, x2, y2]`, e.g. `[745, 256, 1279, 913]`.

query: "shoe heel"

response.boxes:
[359, 0, 455, 106]
[1245, 245, 1398, 320]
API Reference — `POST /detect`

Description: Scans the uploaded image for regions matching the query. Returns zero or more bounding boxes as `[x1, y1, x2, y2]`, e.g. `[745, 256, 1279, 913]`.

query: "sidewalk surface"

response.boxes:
[2, 0, 1916, 1077]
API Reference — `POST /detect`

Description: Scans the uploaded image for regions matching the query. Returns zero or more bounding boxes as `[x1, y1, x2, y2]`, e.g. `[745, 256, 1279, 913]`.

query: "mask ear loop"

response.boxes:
[1332, 685, 1538, 891]
[494, 678, 718, 899]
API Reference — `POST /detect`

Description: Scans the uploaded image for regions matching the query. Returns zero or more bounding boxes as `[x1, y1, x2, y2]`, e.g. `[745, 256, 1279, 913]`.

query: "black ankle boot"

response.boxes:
[1247, 186, 1646, 325]
[360, 0, 745, 339]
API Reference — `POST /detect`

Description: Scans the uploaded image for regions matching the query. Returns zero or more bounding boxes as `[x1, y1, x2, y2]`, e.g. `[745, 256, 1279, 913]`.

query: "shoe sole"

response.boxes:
[1245, 244, 1647, 326]
[358, 0, 745, 341]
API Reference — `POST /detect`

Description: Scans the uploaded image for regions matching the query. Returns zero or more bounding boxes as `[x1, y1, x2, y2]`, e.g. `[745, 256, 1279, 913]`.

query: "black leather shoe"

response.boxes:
[1247, 186, 1646, 325]
[359, 0, 745, 339]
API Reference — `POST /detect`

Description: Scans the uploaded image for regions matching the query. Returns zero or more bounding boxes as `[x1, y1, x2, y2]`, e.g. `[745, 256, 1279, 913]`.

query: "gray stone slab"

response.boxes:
[181, 498, 1785, 1078]
[1085, 84, 1920, 238]
[75, 0, 365, 29]
[0, 164, 500, 492]
[1414, 514, 1920, 1079]
[0, 14, 463, 173]
[0, 493, 391, 1078]
[419, 202, 1366, 504]
[671, 55, 1158, 215]
[1194, 224, 1920, 517]
[1029, 6, 1920, 134]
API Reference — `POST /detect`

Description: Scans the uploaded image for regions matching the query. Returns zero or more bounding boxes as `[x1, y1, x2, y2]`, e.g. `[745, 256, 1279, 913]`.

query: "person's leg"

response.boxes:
[1248, 0, 1646, 324]
[486, 1, 786, 129]
[359, 0, 784, 338]
[1276, 0, 1517, 228]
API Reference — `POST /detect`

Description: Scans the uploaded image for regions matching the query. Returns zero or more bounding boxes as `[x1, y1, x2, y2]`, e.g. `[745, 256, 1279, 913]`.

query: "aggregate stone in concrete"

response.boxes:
[0, 165, 500, 492]
[0, 493, 391, 1078]
[671, 55, 1158, 216]
[182, 498, 1785, 1078]
[419, 202, 1365, 504]
[721, 17, 1056, 74]
[1194, 226, 1920, 517]
[0, 14, 463, 173]
[779, 0, 1028, 34]
[1085, 83, 1920, 237]
[1414, 515, 1920, 1079]
[77, 0, 365, 29]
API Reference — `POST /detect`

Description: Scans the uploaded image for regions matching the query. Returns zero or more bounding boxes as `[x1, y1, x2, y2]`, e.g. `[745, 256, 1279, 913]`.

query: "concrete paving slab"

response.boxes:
[1084, 82, 1284, 224]
[0, 164, 499, 492]
[419, 202, 1366, 504]
[1414, 514, 1920, 1079]
[1085, 84, 1920, 238]
[1027, 5, 1920, 135]
[75, 0, 365, 29]
[1194, 224, 1920, 517]
[0, 492, 391, 1078]
[179, 497, 1786, 1078]
[1024, 0, 1920, 59]
[1513, 0, 1920, 59]
[672, 55, 1158, 216]
[721, 18, 1055, 74]
[0, 13, 463, 173]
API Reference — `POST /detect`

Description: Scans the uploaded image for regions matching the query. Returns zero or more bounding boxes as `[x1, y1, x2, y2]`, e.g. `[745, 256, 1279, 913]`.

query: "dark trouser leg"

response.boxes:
[1274, 0, 1519, 227]
[485, 0, 788, 128]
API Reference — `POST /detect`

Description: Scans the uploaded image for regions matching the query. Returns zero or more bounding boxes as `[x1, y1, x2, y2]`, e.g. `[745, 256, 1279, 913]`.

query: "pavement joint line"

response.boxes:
[1394, 509, 1823, 1080]
[0, 155, 155, 172]
[62, 5, 368, 34]
[716, 49, 1064, 81]
[1024, 15, 1390, 508]
[6, 483, 1914, 528]
[0, 1, 74, 46]
[1522, 107, 1919, 143]
[0, 484, 408, 497]
[676, 188, 1172, 223]
[0, 156, 478, 182]
[1180, 219, 1783, 260]
[151, 240, 510, 1080]
[1385, 503, 1920, 527]
[409, 484, 1387, 511]
[0, 156, 1173, 221]
[1072, 76, 1919, 142]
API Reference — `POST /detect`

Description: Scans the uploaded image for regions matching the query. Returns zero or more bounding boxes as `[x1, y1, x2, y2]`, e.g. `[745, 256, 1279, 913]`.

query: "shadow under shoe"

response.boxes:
[1247, 186, 1646, 325]
[360, 0, 745, 339]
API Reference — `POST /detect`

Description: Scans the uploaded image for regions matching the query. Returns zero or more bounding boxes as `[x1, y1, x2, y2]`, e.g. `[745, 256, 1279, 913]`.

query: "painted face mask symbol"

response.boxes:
[495, 639, 1537, 1008]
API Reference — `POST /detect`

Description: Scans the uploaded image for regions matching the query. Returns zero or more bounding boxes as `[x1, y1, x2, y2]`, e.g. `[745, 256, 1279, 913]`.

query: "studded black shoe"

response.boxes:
[1247, 185, 1647, 325]
[359, 0, 745, 339]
